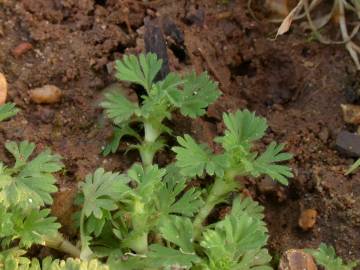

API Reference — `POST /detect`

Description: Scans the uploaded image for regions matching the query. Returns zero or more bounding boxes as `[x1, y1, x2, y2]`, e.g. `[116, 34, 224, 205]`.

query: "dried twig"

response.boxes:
[258, 0, 360, 69]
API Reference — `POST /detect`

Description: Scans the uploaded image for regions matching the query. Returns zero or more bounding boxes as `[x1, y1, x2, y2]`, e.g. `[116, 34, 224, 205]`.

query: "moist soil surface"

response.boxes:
[1, 0, 360, 266]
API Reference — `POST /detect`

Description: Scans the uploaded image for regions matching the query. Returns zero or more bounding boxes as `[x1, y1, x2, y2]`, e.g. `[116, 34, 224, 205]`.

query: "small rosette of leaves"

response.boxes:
[76, 164, 203, 261]
[173, 109, 293, 185]
[198, 196, 271, 270]
[305, 243, 358, 270]
[101, 53, 221, 163]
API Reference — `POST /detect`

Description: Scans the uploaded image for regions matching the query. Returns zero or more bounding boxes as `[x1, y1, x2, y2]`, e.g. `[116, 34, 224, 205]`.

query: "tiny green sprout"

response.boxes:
[101, 53, 221, 166]
[0, 102, 19, 122]
[345, 158, 360, 175]
[172, 109, 293, 238]
[305, 243, 358, 270]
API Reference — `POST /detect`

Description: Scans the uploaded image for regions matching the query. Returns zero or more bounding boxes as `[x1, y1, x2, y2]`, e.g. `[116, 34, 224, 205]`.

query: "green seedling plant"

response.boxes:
[101, 53, 220, 166]
[0, 106, 108, 270]
[75, 165, 273, 270]
[173, 110, 293, 238]
[73, 110, 293, 269]
[345, 157, 360, 175]
[305, 243, 358, 270]
[0, 55, 294, 270]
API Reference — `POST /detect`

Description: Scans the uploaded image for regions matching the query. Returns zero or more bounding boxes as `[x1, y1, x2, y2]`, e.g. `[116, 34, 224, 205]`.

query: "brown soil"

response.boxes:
[1, 0, 359, 266]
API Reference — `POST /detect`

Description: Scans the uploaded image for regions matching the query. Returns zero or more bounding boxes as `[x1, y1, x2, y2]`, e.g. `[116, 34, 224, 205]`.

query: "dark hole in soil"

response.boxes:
[109, 42, 127, 56]
[301, 47, 311, 58]
[169, 43, 188, 63]
[95, 0, 107, 6]
[229, 60, 257, 77]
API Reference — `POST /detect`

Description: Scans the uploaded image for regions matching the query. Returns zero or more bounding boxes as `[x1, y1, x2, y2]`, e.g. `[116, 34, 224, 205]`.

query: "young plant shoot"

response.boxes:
[101, 53, 220, 166]
[172, 109, 293, 238]
[75, 164, 273, 269]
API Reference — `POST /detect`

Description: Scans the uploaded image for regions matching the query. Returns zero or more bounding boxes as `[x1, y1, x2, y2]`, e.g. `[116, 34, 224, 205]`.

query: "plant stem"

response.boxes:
[126, 199, 149, 254]
[79, 211, 93, 260]
[144, 122, 160, 143]
[140, 121, 161, 167]
[139, 145, 155, 168]
[44, 233, 81, 258]
[193, 177, 238, 240]
[127, 233, 149, 254]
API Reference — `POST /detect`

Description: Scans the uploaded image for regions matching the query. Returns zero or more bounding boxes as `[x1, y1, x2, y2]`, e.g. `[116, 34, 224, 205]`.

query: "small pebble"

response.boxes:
[29, 85, 62, 104]
[341, 104, 360, 125]
[298, 209, 317, 230]
[279, 249, 317, 270]
[11, 42, 33, 58]
[0, 72, 7, 105]
[335, 131, 360, 157]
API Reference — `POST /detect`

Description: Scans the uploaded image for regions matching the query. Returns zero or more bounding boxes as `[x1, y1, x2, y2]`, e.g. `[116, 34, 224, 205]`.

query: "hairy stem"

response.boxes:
[78, 211, 94, 260]
[140, 121, 162, 167]
[126, 199, 149, 254]
[144, 122, 160, 143]
[193, 177, 238, 240]
[44, 233, 81, 258]
[127, 233, 149, 254]
[139, 146, 155, 168]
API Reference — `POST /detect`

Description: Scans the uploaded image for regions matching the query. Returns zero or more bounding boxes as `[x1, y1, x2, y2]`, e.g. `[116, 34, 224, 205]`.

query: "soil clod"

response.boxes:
[11, 42, 33, 58]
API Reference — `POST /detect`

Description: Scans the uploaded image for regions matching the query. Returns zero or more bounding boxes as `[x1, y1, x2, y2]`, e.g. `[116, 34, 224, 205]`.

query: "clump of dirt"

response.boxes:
[1, 0, 359, 266]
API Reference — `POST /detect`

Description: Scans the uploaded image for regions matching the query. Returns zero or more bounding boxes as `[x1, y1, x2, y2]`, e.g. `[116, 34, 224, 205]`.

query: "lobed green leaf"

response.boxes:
[115, 53, 162, 92]
[252, 142, 293, 185]
[173, 134, 227, 178]
[0, 142, 63, 209]
[305, 243, 358, 270]
[0, 103, 19, 122]
[80, 168, 130, 219]
[167, 72, 221, 118]
[101, 91, 139, 126]
[215, 110, 268, 151]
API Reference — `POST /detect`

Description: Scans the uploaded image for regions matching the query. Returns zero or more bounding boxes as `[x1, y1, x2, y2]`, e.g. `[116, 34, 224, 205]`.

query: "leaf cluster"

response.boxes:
[0, 248, 108, 270]
[76, 163, 273, 270]
[305, 243, 358, 270]
[0, 141, 63, 249]
[173, 110, 293, 185]
[101, 53, 221, 157]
